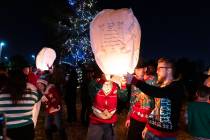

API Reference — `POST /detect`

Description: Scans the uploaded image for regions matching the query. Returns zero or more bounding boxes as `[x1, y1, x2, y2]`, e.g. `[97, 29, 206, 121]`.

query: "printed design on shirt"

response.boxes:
[149, 98, 173, 130]
[152, 98, 161, 120]
[131, 85, 153, 109]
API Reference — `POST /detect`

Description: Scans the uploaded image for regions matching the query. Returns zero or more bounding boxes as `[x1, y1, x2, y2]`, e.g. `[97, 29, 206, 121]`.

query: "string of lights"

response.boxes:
[58, 0, 98, 67]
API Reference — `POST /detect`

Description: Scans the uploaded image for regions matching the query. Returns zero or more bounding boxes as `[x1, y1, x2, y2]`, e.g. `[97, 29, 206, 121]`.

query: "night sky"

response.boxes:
[0, 0, 209, 66]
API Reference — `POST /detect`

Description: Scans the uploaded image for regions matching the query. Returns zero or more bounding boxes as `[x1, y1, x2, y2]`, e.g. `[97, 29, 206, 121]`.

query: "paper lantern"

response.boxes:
[36, 47, 56, 71]
[90, 8, 141, 76]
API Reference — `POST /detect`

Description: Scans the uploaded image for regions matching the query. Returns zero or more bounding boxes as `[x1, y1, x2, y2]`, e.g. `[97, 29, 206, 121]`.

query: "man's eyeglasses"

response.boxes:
[157, 67, 172, 70]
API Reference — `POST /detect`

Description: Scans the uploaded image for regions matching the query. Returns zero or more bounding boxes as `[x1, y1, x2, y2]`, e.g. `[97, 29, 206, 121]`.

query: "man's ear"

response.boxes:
[168, 68, 173, 74]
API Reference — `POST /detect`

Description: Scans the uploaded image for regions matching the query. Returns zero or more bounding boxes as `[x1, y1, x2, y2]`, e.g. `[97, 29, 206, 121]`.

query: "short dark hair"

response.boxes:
[196, 85, 210, 98]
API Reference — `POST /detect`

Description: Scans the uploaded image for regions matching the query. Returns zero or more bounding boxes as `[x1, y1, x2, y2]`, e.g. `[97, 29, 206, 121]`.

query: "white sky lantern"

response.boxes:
[90, 8, 141, 78]
[36, 47, 56, 71]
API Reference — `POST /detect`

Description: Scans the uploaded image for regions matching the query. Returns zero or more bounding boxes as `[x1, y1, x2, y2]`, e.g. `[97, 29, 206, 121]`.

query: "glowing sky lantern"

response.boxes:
[90, 8, 141, 77]
[36, 47, 56, 71]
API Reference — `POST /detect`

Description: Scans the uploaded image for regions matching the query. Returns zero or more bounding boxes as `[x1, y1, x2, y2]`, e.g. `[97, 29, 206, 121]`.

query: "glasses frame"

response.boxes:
[157, 67, 172, 70]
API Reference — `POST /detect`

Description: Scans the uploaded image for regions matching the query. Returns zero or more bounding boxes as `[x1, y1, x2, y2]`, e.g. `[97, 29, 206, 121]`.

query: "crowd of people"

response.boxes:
[0, 55, 209, 140]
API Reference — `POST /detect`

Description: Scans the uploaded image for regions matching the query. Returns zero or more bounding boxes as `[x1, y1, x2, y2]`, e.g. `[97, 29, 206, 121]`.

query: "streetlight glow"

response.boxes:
[0, 41, 6, 60]
[0, 42, 5, 47]
[31, 55, 35, 59]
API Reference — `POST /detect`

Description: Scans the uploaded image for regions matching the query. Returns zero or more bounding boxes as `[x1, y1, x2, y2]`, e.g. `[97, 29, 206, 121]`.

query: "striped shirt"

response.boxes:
[0, 83, 42, 129]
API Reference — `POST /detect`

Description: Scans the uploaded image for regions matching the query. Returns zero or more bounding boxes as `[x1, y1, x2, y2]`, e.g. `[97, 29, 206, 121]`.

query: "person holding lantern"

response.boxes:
[132, 58, 186, 140]
[86, 70, 128, 140]
[125, 62, 157, 140]
[36, 69, 67, 140]
[89, 7, 142, 140]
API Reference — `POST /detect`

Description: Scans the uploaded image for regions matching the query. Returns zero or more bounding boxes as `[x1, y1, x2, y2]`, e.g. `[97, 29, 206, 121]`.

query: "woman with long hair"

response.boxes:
[0, 69, 42, 140]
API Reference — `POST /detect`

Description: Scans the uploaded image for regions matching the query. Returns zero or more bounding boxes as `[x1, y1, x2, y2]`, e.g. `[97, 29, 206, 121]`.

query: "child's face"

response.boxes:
[22, 67, 30, 75]
[135, 68, 145, 80]
[37, 83, 46, 92]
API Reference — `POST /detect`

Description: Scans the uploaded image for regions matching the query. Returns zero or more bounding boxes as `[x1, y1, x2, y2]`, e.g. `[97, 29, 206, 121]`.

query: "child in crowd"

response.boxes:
[186, 85, 210, 139]
[125, 63, 156, 140]
[37, 75, 67, 140]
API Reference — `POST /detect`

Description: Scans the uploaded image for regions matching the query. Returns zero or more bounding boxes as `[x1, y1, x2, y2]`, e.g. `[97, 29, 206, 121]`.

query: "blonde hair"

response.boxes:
[158, 58, 173, 68]
[158, 57, 175, 78]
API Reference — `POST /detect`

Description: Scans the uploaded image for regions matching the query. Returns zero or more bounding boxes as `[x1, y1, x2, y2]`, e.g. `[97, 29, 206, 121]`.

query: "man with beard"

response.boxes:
[133, 58, 185, 140]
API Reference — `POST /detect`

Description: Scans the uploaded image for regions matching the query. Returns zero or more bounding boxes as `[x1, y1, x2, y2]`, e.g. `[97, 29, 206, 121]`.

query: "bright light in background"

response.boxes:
[0, 41, 6, 59]
[68, 0, 76, 6]
[36, 47, 56, 71]
[4, 56, 8, 60]
[0, 42, 5, 47]
[31, 54, 35, 59]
